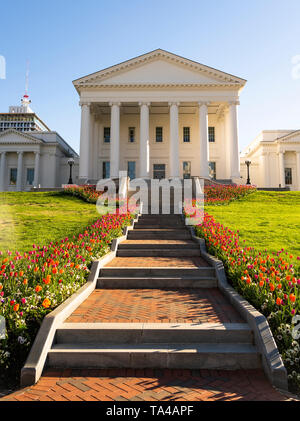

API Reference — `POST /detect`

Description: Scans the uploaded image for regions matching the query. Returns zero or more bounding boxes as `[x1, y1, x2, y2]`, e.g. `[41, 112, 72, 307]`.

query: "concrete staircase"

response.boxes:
[48, 213, 262, 371]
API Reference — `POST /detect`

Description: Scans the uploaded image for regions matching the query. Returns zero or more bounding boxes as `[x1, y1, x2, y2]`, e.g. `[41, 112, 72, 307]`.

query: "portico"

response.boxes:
[73, 49, 246, 183]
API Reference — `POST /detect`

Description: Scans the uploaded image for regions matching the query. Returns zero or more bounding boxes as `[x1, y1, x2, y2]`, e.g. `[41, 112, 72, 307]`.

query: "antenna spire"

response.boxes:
[21, 60, 32, 110]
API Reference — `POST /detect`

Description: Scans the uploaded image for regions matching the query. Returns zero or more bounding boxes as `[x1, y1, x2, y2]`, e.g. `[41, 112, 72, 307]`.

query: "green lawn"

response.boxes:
[205, 191, 300, 257]
[0, 192, 99, 253]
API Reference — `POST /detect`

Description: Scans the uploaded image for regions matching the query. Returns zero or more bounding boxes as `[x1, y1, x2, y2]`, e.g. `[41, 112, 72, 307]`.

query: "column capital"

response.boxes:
[228, 100, 240, 106]
[79, 101, 91, 107]
[198, 101, 210, 107]
[17, 151, 24, 156]
[168, 101, 180, 107]
[109, 101, 121, 107]
[34, 151, 41, 156]
[139, 101, 151, 107]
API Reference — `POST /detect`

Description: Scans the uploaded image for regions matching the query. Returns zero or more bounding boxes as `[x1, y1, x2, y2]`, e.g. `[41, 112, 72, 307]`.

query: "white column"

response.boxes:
[169, 102, 180, 179]
[278, 151, 285, 188]
[261, 152, 269, 187]
[33, 151, 40, 188]
[296, 152, 300, 190]
[89, 112, 95, 179]
[16, 151, 23, 191]
[79, 102, 91, 181]
[139, 102, 150, 178]
[198, 102, 210, 178]
[228, 101, 240, 179]
[0, 152, 6, 191]
[93, 120, 100, 180]
[110, 102, 120, 179]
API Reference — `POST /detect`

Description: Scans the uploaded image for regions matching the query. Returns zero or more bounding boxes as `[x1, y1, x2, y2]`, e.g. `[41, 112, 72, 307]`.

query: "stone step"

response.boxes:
[118, 242, 198, 250]
[100, 267, 215, 278]
[134, 225, 186, 230]
[97, 276, 217, 289]
[128, 230, 191, 240]
[56, 323, 253, 345]
[48, 343, 261, 370]
[139, 214, 183, 220]
[116, 249, 200, 257]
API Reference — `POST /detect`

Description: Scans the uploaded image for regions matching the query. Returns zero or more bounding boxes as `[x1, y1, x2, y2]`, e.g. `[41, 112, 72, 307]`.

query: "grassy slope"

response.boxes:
[205, 191, 300, 257]
[0, 192, 99, 253]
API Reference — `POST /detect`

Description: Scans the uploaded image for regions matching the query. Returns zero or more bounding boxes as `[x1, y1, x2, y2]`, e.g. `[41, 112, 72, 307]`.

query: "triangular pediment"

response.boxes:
[277, 130, 300, 143]
[73, 49, 246, 89]
[0, 129, 44, 144]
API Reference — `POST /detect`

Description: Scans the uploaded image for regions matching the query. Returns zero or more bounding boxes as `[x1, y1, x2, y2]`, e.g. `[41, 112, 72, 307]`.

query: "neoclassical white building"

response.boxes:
[0, 96, 79, 192]
[0, 129, 79, 191]
[240, 130, 300, 190]
[73, 49, 246, 183]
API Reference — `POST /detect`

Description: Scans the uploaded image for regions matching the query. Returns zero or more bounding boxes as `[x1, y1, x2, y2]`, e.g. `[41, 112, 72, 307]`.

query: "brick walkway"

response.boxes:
[1, 369, 290, 401]
[105, 256, 208, 267]
[65, 288, 244, 324]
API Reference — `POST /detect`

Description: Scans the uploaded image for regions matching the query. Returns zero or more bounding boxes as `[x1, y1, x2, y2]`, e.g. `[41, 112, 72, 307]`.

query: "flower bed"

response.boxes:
[190, 210, 300, 392]
[204, 184, 256, 205]
[64, 185, 102, 203]
[0, 210, 133, 382]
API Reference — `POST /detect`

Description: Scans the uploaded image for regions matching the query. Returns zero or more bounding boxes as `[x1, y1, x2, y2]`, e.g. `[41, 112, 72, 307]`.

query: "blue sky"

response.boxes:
[0, 0, 300, 153]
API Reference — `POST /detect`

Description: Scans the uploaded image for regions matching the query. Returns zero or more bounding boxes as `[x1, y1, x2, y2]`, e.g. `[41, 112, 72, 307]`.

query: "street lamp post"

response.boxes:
[245, 160, 251, 185]
[67, 158, 75, 184]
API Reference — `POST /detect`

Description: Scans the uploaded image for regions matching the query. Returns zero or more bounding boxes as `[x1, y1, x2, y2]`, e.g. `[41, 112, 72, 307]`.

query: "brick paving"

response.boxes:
[1, 369, 290, 401]
[105, 256, 209, 267]
[65, 288, 244, 323]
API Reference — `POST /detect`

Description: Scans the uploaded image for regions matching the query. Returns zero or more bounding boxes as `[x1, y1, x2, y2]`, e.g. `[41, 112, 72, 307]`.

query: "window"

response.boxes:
[183, 161, 191, 179]
[156, 127, 163, 142]
[10, 168, 17, 185]
[104, 127, 110, 143]
[102, 161, 110, 179]
[26, 168, 35, 185]
[128, 127, 135, 143]
[127, 161, 136, 180]
[208, 127, 215, 143]
[153, 164, 166, 180]
[285, 168, 292, 185]
[209, 162, 216, 180]
[183, 127, 190, 143]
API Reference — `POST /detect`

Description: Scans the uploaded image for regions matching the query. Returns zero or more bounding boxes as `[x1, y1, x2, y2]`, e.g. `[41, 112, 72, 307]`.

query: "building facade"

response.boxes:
[240, 130, 300, 190]
[0, 96, 79, 191]
[73, 49, 246, 183]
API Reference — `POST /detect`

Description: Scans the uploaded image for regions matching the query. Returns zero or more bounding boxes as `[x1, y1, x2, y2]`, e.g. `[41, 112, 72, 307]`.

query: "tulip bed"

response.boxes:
[204, 184, 256, 204]
[64, 185, 102, 203]
[64, 184, 256, 206]
[185, 192, 300, 393]
[0, 209, 134, 384]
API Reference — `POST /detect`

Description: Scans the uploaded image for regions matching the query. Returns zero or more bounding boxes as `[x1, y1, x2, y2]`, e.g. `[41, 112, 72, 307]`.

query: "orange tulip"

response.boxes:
[290, 294, 296, 303]
[42, 298, 51, 309]
[35, 285, 42, 293]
